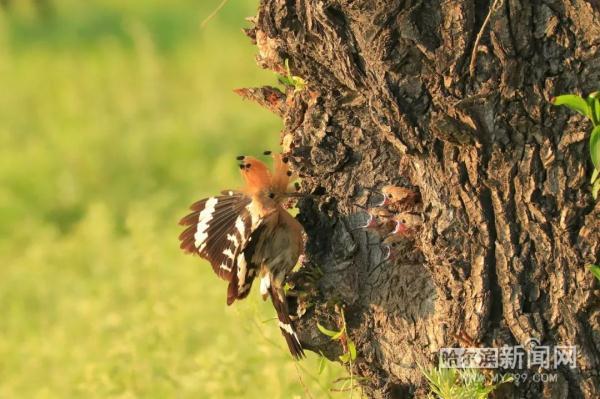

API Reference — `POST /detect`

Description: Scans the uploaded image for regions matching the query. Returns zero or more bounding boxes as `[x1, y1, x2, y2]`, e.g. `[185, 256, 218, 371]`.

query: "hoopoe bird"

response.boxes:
[178, 152, 305, 358]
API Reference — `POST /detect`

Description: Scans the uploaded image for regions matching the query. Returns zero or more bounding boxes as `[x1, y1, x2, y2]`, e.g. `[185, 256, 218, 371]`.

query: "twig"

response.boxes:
[295, 360, 336, 399]
[250, 316, 334, 398]
[350, 360, 354, 399]
[469, 0, 504, 78]
[294, 362, 316, 399]
[330, 375, 363, 395]
[200, 0, 230, 28]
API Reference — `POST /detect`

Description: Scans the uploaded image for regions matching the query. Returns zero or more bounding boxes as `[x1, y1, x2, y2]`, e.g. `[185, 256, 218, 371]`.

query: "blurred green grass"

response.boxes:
[0, 1, 345, 397]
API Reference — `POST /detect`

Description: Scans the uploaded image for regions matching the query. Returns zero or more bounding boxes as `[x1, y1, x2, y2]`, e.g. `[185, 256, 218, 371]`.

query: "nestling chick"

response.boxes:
[378, 185, 421, 211]
[178, 153, 305, 358]
[356, 185, 422, 260]
[357, 185, 421, 233]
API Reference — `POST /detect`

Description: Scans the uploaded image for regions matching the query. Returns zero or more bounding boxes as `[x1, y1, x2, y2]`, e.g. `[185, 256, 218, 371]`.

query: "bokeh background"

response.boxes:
[0, 1, 345, 397]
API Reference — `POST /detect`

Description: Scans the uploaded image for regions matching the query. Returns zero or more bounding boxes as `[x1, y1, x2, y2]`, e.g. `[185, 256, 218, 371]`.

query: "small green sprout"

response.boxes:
[592, 169, 600, 200]
[554, 92, 600, 284]
[553, 91, 600, 198]
[588, 264, 600, 282]
[420, 366, 512, 399]
[316, 306, 357, 363]
[317, 351, 327, 375]
[317, 306, 359, 397]
[278, 59, 307, 93]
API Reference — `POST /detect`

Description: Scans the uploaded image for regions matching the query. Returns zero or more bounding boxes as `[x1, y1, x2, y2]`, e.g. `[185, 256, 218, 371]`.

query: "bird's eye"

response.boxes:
[268, 192, 275, 199]
[387, 194, 392, 198]
[286, 171, 292, 176]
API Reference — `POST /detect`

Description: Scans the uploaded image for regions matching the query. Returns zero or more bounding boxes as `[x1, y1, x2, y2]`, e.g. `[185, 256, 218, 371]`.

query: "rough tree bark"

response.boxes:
[239, 1, 600, 398]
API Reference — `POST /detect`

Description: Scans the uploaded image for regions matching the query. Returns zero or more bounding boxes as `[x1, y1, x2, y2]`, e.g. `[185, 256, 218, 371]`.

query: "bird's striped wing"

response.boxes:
[179, 191, 260, 282]
[227, 223, 267, 304]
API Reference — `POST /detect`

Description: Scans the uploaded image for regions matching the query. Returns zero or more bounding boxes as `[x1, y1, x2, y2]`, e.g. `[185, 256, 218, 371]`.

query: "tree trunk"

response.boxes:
[241, 1, 600, 397]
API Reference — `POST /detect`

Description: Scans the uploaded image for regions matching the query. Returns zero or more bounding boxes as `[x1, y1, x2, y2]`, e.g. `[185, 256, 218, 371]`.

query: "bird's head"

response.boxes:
[238, 153, 297, 207]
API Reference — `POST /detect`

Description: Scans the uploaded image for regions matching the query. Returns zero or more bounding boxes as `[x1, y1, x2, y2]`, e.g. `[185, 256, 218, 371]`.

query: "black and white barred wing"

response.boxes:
[266, 278, 305, 359]
[179, 191, 259, 282]
[227, 223, 266, 304]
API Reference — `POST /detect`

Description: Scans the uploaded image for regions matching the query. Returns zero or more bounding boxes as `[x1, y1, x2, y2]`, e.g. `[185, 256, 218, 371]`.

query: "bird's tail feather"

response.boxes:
[268, 279, 305, 359]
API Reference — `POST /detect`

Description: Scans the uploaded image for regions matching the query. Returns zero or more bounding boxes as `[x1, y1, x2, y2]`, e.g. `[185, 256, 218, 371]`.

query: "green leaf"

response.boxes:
[285, 58, 292, 76]
[281, 58, 306, 92]
[317, 322, 342, 338]
[553, 94, 591, 119]
[317, 354, 326, 375]
[339, 352, 351, 363]
[347, 340, 357, 361]
[589, 264, 600, 282]
[291, 76, 307, 92]
[277, 75, 292, 86]
[589, 126, 600, 171]
[593, 178, 600, 200]
[588, 93, 600, 126]
[331, 330, 345, 340]
[591, 168, 599, 185]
